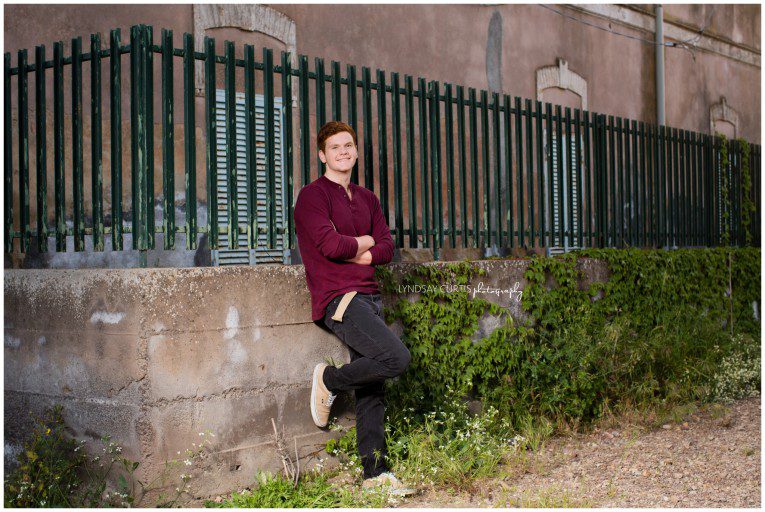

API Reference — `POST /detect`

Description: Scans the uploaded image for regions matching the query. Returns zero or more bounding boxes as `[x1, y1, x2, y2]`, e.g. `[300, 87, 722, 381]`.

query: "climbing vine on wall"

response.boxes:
[376, 247, 760, 430]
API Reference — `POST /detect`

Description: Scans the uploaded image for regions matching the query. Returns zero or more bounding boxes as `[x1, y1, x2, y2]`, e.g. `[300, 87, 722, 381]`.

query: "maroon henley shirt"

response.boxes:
[294, 174, 395, 323]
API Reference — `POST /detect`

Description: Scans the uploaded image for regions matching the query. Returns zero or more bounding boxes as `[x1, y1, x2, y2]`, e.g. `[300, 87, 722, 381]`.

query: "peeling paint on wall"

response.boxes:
[4, 335, 21, 348]
[224, 307, 239, 340]
[90, 311, 126, 325]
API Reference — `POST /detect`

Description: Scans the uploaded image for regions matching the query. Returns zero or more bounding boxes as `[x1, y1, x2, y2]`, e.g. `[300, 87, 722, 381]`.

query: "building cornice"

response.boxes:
[568, 4, 760, 68]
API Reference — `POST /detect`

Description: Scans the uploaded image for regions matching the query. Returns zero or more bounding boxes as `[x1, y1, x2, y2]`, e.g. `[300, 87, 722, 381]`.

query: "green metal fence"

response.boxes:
[4, 24, 761, 264]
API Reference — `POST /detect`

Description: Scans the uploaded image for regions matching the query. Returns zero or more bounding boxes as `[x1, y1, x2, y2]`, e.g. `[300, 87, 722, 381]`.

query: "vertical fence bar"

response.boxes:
[673, 127, 681, 246]
[504, 95, 514, 247]
[444, 83, 456, 248]
[111, 30, 123, 250]
[686, 130, 694, 246]
[615, 117, 624, 247]
[630, 120, 638, 247]
[564, 107, 573, 250]
[225, 41, 238, 249]
[314, 57, 326, 178]
[281, 51, 294, 250]
[597, 114, 606, 247]
[131, 27, 139, 249]
[391, 72, 404, 248]
[35, 45, 48, 252]
[592, 113, 602, 247]
[489, 93, 501, 247]
[648, 125, 655, 246]
[244, 45, 257, 249]
[405, 75, 417, 247]
[146, 26, 155, 250]
[536, 101, 545, 247]
[263, 48, 276, 249]
[204, 36, 218, 249]
[703, 133, 710, 246]
[644, 124, 652, 246]
[678, 128, 686, 246]
[705, 134, 713, 246]
[361, 67, 374, 190]
[429, 80, 442, 251]
[347, 64, 358, 185]
[667, 125, 675, 247]
[574, 109, 583, 248]
[331, 60, 341, 121]
[427, 80, 437, 248]
[162, 29, 175, 250]
[515, 97, 524, 248]
[525, 99, 534, 248]
[468, 88, 478, 248]
[53, 42, 65, 251]
[623, 119, 632, 247]
[418, 77, 430, 248]
[91, 35, 104, 251]
[183, 32, 197, 250]
[692, 131, 699, 246]
[660, 125, 669, 247]
[298, 55, 310, 187]
[607, 115, 616, 247]
[377, 70, 389, 222]
[457, 86, 467, 247]
[685, 130, 698, 245]
[583, 111, 592, 248]
[624, 119, 633, 247]
[637, 121, 645, 246]
[4, 53, 12, 253]
[18, 49, 31, 253]
[480, 90, 490, 248]
[138, 26, 150, 254]
[546, 103, 555, 247]
[70, 40, 84, 252]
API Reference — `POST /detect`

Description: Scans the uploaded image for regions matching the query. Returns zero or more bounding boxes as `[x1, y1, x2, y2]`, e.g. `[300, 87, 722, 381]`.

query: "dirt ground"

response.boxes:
[396, 397, 761, 508]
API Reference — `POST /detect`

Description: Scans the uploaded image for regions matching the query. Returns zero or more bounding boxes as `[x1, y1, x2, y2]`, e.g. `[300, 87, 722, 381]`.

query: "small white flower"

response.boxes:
[184, 459, 192, 466]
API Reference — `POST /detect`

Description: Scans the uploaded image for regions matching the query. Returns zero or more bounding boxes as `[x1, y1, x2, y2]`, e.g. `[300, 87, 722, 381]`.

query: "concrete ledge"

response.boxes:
[4, 257, 610, 498]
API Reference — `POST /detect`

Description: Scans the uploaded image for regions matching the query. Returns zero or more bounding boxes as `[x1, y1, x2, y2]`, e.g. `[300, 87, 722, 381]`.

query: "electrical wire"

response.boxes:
[538, 4, 717, 53]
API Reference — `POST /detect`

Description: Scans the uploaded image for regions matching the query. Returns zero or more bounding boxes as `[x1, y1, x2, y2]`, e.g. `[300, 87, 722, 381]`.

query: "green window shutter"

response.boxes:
[212, 90, 286, 265]
[544, 129, 582, 254]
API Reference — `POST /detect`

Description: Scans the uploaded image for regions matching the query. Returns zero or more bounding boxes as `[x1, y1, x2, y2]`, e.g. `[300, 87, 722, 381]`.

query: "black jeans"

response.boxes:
[321, 292, 411, 479]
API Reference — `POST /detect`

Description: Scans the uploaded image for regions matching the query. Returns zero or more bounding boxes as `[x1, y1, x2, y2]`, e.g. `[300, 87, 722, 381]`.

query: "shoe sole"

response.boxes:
[310, 363, 325, 428]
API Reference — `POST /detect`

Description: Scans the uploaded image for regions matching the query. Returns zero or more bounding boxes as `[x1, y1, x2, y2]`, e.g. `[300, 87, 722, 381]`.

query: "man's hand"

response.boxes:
[345, 250, 373, 266]
[353, 235, 376, 258]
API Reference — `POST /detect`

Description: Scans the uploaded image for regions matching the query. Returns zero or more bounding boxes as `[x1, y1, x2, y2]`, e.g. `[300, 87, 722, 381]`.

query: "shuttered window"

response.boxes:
[544, 130, 582, 254]
[212, 90, 287, 265]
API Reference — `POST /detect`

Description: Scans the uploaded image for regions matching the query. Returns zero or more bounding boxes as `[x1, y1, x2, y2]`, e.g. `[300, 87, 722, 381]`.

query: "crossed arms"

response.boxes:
[294, 188, 394, 267]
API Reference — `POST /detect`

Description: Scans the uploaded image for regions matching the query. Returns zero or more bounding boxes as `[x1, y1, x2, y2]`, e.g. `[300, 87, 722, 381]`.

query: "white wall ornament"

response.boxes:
[536, 58, 588, 111]
[193, 4, 297, 95]
[709, 96, 739, 137]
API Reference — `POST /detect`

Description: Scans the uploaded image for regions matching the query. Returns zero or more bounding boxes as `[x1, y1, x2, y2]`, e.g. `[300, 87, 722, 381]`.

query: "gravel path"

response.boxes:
[398, 397, 761, 508]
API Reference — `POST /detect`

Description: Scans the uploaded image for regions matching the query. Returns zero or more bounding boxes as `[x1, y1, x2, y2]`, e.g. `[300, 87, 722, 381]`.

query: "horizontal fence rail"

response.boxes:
[3, 24, 761, 265]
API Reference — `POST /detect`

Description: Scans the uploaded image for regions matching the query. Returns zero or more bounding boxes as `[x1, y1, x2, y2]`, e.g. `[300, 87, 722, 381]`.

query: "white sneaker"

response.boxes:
[310, 363, 336, 428]
[361, 471, 417, 496]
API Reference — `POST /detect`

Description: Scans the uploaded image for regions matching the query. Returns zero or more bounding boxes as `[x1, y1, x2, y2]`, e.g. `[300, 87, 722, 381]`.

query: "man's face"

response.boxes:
[319, 131, 358, 174]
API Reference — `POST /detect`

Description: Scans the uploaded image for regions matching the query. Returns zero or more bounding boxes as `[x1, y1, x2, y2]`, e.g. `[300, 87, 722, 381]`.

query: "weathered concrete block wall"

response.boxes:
[4, 257, 609, 498]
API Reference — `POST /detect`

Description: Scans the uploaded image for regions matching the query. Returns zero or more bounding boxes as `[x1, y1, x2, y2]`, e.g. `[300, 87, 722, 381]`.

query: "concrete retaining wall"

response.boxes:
[4, 257, 609, 499]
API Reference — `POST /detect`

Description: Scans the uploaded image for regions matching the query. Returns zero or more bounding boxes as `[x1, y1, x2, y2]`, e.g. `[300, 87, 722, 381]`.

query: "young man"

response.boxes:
[293, 121, 413, 493]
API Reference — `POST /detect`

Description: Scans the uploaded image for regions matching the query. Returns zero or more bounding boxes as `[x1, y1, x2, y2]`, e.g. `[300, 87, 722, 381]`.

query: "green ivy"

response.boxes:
[377, 248, 760, 431]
